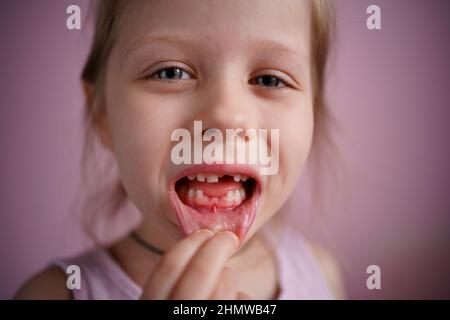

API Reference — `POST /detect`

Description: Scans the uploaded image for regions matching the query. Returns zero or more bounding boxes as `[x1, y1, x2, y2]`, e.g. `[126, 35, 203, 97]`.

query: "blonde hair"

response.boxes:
[79, 0, 337, 240]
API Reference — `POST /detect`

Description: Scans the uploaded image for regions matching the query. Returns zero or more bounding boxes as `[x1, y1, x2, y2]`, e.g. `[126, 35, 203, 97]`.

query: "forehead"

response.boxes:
[116, 0, 311, 62]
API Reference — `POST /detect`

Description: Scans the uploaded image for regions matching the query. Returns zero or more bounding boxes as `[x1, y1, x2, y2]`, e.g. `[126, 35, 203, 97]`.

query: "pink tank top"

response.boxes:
[51, 225, 334, 300]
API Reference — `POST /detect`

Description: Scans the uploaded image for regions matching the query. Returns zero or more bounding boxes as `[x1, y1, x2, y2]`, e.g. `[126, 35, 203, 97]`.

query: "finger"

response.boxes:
[141, 229, 215, 299]
[210, 267, 238, 300]
[170, 231, 239, 299]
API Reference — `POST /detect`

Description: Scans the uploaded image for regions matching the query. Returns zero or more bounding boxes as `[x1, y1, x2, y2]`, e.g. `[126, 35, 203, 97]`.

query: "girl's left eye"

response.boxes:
[148, 67, 193, 80]
[250, 75, 288, 88]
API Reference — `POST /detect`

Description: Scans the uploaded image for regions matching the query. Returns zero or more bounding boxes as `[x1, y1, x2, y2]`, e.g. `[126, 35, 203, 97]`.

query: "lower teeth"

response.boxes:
[185, 187, 246, 207]
[188, 188, 245, 200]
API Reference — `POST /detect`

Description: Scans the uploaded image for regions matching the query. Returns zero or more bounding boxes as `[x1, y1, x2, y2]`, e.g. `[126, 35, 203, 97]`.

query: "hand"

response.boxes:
[140, 229, 251, 299]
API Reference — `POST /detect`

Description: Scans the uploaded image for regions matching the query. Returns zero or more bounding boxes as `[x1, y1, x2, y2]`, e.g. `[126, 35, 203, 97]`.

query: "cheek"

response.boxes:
[105, 89, 182, 202]
[270, 99, 314, 182]
[260, 101, 314, 218]
[282, 105, 314, 175]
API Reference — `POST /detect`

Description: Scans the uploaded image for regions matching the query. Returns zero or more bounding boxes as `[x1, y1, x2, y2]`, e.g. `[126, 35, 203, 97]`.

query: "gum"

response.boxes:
[181, 188, 245, 209]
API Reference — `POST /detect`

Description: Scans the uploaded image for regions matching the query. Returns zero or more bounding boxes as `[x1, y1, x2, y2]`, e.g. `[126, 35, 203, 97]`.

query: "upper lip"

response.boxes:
[168, 164, 263, 190]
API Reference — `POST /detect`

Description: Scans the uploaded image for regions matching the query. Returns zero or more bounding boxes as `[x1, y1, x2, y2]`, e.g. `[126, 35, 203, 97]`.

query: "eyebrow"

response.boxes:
[123, 34, 309, 63]
[253, 39, 310, 61]
[122, 35, 198, 62]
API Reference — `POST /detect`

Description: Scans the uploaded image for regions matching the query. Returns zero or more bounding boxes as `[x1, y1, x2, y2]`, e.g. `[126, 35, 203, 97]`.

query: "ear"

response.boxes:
[82, 81, 114, 151]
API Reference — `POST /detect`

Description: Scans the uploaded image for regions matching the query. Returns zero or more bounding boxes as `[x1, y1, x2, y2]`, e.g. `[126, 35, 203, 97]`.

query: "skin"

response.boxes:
[102, 0, 313, 249]
[14, 0, 344, 300]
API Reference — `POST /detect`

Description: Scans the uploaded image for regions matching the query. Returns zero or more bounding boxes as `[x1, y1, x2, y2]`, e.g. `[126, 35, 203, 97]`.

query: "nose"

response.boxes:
[191, 69, 260, 133]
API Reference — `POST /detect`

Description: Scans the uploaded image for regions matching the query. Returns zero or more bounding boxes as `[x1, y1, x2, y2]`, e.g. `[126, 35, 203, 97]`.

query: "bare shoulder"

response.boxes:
[14, 266, 71, 300]
[308, 242, 346, 299]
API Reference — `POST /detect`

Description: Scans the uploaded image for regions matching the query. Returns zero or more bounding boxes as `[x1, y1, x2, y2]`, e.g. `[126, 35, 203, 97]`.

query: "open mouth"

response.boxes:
[168, 165, 262, 242]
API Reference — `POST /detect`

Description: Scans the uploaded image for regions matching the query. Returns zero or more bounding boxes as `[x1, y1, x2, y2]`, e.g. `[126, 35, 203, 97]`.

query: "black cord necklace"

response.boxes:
[130, 232, 165, 255]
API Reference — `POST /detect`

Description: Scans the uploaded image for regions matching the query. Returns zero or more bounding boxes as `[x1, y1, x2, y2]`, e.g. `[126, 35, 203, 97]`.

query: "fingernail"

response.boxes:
[193, 228, 214, 237]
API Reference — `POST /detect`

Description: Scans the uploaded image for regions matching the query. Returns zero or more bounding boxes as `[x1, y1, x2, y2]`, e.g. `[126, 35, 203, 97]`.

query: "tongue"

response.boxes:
[186, 176, 243, 197]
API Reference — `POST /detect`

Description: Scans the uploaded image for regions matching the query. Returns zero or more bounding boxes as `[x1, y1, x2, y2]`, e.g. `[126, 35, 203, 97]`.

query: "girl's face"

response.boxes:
[100, 0, 314, 248]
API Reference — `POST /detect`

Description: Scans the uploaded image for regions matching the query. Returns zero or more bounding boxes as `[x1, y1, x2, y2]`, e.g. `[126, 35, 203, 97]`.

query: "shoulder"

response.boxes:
[308, 242, 346, 299]
[14, 266, 71, 300]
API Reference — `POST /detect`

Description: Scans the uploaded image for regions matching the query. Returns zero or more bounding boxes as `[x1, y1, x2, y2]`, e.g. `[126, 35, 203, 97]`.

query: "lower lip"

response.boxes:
[168, 183, 261, 243]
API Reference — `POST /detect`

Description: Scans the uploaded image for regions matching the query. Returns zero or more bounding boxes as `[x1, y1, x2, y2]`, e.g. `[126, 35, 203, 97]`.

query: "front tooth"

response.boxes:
[187, 175, 195, 181]
[206, 175, 219, 183]
[239, 188, 246, 198]
[195, 189, 204, 198]
[241, 175, 248, 182]
[226, 190, 234, 201]
[233, 175, 241, 182]
[196, 174, 206, 182]
[188, 188, 195, 198]
[234, 190, 241, 201]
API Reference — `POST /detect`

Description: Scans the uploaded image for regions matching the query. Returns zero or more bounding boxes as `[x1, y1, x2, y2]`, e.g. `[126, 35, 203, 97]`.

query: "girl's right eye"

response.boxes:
[147, 67, 193, 81]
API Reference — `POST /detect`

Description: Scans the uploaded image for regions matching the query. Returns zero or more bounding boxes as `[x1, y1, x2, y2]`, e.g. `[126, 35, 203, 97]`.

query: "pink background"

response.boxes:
[1, 0, 449, 299]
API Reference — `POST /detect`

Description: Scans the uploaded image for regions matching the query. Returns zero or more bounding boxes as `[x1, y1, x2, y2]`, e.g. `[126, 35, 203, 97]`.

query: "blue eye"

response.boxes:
[150, 67, 192, 80]
[250, 75, 287, 88]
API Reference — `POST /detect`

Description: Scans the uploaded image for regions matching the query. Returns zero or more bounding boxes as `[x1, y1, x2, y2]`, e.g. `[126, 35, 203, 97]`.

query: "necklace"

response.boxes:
[130, 232, 165, 255]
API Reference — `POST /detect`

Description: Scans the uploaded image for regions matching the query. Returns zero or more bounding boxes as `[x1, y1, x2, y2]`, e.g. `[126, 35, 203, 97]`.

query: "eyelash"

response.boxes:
[147, 66, 192, 82]
[145, 66, 291, 89]
[248, 75, 289, 89]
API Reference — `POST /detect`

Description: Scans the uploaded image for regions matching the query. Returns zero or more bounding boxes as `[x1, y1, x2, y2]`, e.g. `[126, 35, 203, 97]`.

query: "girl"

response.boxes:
[15, 0, 344, 299]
